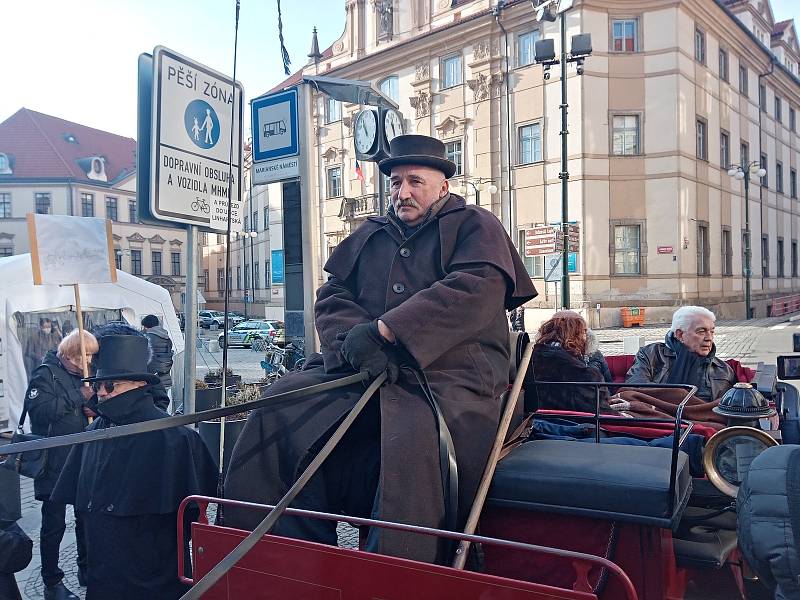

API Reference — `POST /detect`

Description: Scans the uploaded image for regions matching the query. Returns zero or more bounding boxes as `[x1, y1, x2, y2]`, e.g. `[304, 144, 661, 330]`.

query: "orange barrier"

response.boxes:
[769, 294, 800, 317]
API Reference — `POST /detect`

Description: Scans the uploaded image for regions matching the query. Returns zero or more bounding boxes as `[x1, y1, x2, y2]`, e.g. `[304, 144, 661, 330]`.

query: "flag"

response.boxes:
[355, 159, 365, 182]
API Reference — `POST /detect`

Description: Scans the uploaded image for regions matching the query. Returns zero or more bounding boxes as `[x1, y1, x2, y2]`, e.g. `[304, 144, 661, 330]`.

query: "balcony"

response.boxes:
[339, 194, 379, 222]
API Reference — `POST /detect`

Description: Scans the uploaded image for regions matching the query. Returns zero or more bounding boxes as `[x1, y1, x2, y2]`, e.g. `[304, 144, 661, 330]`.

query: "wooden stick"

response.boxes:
[73, 284, 92, 423]
[452, 341, 534, 570]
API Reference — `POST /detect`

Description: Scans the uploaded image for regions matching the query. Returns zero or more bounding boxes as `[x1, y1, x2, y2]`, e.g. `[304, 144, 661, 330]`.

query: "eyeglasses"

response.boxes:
[92, 381, 118, 393]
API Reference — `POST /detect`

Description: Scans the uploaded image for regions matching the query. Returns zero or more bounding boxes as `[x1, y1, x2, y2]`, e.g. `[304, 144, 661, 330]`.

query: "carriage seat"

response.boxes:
[605, 354, 755, 384]
[488, 440, 692, 529]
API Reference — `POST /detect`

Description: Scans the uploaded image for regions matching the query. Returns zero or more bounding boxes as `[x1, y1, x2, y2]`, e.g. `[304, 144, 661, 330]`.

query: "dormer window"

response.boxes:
[87, 156, 107, 182]
[0, 153, 10, 175]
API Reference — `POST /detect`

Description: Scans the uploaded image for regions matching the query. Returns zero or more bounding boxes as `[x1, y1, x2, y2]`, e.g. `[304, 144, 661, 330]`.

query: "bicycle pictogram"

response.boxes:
[191, 197, 210, 213]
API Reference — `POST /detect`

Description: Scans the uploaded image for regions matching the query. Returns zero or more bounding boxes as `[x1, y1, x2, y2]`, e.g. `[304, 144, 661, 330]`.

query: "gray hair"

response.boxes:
[669, 306, 716, 334]
[585, 329, 600, 354]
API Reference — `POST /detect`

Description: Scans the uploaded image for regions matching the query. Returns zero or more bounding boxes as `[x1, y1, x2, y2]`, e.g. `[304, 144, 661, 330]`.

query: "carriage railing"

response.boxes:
[177, 495, 639, 600]
[531, 381, 697, 521]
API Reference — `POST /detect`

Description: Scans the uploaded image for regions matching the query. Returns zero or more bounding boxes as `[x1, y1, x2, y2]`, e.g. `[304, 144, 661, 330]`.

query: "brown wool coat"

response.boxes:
[224, 194, 537, 563]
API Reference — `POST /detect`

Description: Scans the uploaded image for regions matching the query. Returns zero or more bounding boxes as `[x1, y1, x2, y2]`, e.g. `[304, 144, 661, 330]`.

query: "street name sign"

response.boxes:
[149, 46, 244, 231]
[252, 89, 300, 185]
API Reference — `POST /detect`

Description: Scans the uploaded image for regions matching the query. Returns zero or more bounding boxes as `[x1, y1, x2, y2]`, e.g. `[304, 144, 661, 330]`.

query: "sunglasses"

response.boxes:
[92, 381, 120, 393]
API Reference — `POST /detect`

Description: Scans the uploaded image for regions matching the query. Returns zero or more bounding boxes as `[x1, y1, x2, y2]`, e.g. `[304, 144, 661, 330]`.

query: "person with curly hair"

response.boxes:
[529, 311, 614, 414]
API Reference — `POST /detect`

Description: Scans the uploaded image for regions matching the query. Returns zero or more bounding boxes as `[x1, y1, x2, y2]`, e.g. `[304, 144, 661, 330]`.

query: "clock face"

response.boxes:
[355, 110, 378, 154]
[384, 109, 404, 143]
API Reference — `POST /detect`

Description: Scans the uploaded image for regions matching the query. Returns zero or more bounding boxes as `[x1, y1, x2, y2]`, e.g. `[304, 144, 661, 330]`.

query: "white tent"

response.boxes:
[0, 254, 185, 432]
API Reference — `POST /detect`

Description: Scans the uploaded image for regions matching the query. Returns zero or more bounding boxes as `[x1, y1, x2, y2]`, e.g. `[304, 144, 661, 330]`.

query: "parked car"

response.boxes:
[218, 320, 285, 348]
[198, 310, 244, 329]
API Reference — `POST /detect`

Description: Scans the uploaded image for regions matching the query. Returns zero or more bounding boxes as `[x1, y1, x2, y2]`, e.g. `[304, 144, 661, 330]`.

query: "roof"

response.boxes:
[774, 19, 792, 34]
[0, 108, 136, 184]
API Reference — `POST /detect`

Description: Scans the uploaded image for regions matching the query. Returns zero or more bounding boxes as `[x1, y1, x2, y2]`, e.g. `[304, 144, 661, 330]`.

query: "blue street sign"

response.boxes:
[252, 89, 299, 162]
[271, 249, 285, 284]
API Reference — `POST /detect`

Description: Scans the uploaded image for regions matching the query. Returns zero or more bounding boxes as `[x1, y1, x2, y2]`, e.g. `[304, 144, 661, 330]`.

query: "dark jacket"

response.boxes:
[625, 335, 737, 401]
[225, 194, 538, 563]
[738, 445, 800, 600]
[0, 520, 32, 600]
[530, 343, 613, 414]
[24, 351, 89, 501]
[587, 351, 613, 383]
[51, 386, 217, 599]
[145, 325, 173, 388]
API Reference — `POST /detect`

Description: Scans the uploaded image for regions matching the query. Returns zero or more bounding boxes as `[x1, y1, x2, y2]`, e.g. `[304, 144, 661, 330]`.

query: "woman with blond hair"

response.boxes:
[24, 329, 98, 600]
[530, 311, 615, 414]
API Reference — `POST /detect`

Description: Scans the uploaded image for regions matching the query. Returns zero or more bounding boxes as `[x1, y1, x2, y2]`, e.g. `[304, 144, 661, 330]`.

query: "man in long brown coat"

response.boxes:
[224, 134, 537, 563]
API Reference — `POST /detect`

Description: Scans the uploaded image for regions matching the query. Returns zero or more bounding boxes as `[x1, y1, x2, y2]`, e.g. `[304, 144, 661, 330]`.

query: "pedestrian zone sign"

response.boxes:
[150, 46, 244, 231]
[252, 89, 300, 185]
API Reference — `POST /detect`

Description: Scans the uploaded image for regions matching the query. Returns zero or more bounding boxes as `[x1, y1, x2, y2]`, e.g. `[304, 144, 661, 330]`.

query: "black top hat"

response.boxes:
[82, 335, 160, 385]
[378, 134, 457, 179]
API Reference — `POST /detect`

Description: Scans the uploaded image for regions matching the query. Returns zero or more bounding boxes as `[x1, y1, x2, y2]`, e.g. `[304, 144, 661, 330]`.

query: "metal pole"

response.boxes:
[250, 234, 256, 317]
[559, 11, 570, 310]
[744, 169, 752, 319]
[243, 238, 248, 320]
[183, 225, 198, 415]
[298, 83, 318, 354]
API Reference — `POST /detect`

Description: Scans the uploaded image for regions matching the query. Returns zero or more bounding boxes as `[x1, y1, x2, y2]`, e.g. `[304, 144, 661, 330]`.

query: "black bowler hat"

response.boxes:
[82, 335, 159, 385]
[378, 134, 457, 179]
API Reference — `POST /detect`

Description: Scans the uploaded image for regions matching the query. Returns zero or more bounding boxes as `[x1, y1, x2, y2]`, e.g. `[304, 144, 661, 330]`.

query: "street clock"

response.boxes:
[354, 107, 405, 162]
[383, 108, 404, 145]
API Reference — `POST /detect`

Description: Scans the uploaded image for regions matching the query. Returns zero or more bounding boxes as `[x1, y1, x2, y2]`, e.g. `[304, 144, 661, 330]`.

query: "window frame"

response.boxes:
[128, 199, 137, 223]
[517, 121, 543, 165]
[130, 249, 142, 276]
[775, 96, 783, 123]
[778, 237, 786, 278]
[0, 245, 13, 257]
[379, 76, 400, 102]
[611, 113, 642, 156]
[694, 27, 706, 64]
[326, 165, 343, 198]
[105, 196, 118, 221]
[441, 54, 463, 89]
[171, 251, 181, 276]
[776, 161, 784, 194]
[738, 63, 749, 97]
[791, 168, 798, 199]
[740, 140, 749, 168]
[718, 47, 729, 82]
[0, 192, 10, 219]
[610, 18, 639, 53]
[697, 223, 710, 276]
[759, 83, 767, 112]
[151, 250, 162, 276]
[610, 220, 646, 276]
[761, 152, 769, 188]
[35, 192, 51, 215]
[721, 227, 733, 277]
[324, 96, 342, 124]
[696, 117, 708, 161]
[517, 29, 541, 67]
[80, 192, 94, 217]
[790, 107, 797, 132]
[720, 130, 730, 169]
[792, 240, 798, 278]
[444, 139, 463, 176]
[761, 234, 770, 278]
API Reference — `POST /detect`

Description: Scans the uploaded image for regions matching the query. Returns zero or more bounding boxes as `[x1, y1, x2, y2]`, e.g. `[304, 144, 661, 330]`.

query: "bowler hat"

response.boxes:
[378, 134, 457, 179]
[82, 335, 159, 385]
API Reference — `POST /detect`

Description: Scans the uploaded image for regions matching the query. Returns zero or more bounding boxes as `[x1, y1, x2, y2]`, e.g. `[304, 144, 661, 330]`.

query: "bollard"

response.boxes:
[622, 336, 645, 355]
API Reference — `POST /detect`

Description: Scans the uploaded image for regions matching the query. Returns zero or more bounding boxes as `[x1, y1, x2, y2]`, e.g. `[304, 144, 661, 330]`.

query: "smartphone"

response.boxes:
[777, 355, 800, 380]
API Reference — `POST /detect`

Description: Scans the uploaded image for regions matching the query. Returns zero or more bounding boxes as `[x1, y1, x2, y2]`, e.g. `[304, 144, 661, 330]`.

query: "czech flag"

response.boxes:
[355, 159, 365, 182]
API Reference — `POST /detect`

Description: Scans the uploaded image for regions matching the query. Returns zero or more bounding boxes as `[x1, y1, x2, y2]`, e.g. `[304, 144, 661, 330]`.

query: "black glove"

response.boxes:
[340, 321, 400, 383]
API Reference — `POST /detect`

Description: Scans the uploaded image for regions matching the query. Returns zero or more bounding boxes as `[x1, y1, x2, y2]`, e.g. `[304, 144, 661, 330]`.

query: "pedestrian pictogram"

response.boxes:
[185, 99, 220, 149]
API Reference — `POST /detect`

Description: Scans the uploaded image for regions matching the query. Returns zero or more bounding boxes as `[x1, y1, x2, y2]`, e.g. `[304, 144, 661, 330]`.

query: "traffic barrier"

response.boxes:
[769, 293, 800, 317]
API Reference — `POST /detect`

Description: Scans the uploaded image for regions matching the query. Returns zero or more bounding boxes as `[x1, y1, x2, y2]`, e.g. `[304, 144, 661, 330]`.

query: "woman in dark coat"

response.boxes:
[25, 330, 98, 600]
[529, 311, 615, 414]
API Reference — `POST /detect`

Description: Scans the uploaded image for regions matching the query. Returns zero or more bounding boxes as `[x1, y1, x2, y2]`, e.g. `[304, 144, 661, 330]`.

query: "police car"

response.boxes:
[218, 320, 285, 348]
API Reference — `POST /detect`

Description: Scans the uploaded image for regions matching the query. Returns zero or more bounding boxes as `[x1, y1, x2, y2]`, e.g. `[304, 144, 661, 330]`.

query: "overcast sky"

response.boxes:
[0, 0, 797, 139]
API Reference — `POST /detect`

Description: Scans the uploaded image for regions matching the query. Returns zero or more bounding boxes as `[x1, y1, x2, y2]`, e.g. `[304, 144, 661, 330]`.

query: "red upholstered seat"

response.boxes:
[606, 354, 754, 384]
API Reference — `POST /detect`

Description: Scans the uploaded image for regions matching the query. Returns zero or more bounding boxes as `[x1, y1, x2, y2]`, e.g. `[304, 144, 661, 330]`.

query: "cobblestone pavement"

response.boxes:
[11, 315, 785, 598]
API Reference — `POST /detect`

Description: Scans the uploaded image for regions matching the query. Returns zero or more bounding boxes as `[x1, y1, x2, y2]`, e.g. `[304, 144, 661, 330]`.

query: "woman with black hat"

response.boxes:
[50, 335, 217, 600]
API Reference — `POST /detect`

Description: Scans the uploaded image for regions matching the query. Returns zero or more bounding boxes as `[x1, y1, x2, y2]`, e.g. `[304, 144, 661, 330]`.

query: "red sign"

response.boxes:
[657, 246, 674, 254]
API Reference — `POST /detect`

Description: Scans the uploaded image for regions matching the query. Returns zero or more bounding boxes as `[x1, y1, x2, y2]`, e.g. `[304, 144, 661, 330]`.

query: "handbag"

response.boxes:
[0, 405, 48, 479]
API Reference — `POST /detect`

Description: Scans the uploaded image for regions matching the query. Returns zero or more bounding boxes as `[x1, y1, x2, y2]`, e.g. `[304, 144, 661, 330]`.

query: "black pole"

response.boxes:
[250, 233, 256, 317]
[744, 168, 752, 319]
[559, 11, 570, 310]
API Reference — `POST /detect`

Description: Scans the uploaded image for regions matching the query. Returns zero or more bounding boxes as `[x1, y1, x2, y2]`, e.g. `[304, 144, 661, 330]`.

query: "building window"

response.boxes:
[243, 215, 248, 232]
[379, 76, 399, 102]
[611, 19, 638, 52]
[777, 161, 784, 194]
[793, 241, 798, 277]
[778, 239, 785, 278]
[327, 166, 343, 198]
[0, 153, 10, 174]
[171, 252, 181, 276]
[740, 141, 749, 167]
[0, 193, 10, 218]
[518, 231, 543, 277]
[0, 245, 12, 257]
[612, 114, 640, 155]
[761, 235, 770, 277]
[265, 261, 270, 287]
[325, 97, 341, 124]
[114, 250, 122, 270]
[105, 196, 117, 221]
[236, 266, 241, 289]
[614, 224, 641, 275]
[694, 28, 705, 64]
[217, 269, 225, 291]
[244, 264, 250, 291]
[718, 48, 729, 81]
[151, 251, 162, 275]
[791, 168, 798, 199]
[697, 224, 710, 275]
[217, 234, 225, 244]
[128, 199, 137, 223]
[761, 153, 768, 187]
[722, 229, 732, 276]
[720, 131, 730, 169]
[131, 249, 142, 275]
[738, 64, 748, 96]
[252, 211, 258, 232]
[696, 118, 707, 160]
[775, 97, 783, 123]
[253, 262, 260, 289]
[264, 207, 269, 229]
[791, 107, 797, 132]
[441, 54, 463, 89]
[35, 192, 51, 215]
[203, 269, 209, 292]
[518, 30, 541, 66]
[759, 84, 767, 112]
[445, 140, 463, 176]
[518, 123, 542, 164]
[81, 193, 94, 217]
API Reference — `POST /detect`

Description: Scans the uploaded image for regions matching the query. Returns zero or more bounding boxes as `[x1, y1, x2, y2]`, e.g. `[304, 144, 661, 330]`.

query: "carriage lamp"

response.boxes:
[713, 382, 776, 423]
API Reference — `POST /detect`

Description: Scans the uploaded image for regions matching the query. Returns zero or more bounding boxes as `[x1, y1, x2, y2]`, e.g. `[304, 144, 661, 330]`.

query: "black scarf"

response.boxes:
[665, 332, 714, 398]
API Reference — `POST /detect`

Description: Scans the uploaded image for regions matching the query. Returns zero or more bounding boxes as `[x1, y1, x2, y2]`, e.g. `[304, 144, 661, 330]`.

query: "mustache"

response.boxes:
[394, 199, 421, 209]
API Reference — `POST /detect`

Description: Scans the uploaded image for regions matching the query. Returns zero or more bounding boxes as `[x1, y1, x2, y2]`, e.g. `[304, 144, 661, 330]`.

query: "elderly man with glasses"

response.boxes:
[51, 335, 216, 600]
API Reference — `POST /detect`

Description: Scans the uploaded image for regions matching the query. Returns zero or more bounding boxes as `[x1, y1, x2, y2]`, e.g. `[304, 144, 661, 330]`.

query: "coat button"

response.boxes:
[399, 247, 411, 258]
[106, 504, 114, 512]
[86, 501, 92, 510]
[392, 283, 405, 293]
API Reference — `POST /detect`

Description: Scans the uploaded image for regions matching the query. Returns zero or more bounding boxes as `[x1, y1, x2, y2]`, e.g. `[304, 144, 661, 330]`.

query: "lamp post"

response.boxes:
[728, 161, 766, 320]
[533, 0, 591, 310]
[451, 177, 499, 206]
[234, 230, 257, 319]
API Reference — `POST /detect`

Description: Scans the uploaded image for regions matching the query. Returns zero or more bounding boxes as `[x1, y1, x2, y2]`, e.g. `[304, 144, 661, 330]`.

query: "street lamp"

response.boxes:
[533, 0, 591, 310]
[728, 161, 766, 320]
[450, 177, 499, 205]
